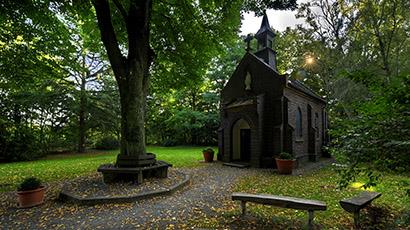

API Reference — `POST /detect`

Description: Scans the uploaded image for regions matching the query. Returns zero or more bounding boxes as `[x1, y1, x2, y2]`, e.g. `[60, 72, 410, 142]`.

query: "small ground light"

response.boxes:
[306, 56, 315, 65]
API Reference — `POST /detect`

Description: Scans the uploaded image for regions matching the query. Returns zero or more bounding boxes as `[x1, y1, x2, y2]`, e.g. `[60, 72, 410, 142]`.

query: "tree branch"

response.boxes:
[92, 0, 125, 80]
[127, 0, 152, 61]
[113, 0, 128, 21]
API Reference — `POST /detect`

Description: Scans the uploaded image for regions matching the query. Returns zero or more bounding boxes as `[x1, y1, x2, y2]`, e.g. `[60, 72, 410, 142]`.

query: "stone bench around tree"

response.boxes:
[232, 192, 327, 230]
[339, 191, 381, 228]
[98, 160, 172, 184]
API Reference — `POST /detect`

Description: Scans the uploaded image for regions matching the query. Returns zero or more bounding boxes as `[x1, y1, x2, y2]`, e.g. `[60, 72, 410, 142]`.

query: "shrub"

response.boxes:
[203, 147, 214, 154]
[278, 152, 293, 160]
[18, 177, 42, 191]
[162, 139, 177, 147]
[1, 125, 45, 161]
[95, 136, 119, 150]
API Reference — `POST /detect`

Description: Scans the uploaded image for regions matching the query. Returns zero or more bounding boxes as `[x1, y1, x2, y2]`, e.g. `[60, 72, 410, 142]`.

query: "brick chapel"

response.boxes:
[218, 14, 328, 168]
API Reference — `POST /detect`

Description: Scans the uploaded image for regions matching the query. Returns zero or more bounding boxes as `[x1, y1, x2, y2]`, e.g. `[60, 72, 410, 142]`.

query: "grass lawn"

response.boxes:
[0, 146, 211, 192]
[208, 166, 410, 229]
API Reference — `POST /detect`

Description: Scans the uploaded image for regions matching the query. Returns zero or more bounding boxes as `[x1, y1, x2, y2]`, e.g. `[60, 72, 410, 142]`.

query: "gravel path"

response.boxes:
[0, 163, 259, 229]
[0, 159, 333, 229]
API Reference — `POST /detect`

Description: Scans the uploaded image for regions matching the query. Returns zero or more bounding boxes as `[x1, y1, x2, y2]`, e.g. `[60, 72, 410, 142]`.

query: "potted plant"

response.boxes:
[275, 152, 295, 174]
[17, 177, 45, 208]
[202, 148, 215, 162]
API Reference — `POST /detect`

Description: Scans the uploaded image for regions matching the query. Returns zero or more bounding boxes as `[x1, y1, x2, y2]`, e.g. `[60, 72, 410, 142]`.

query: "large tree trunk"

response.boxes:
[118, 71, 146, 156]
[93, 0, 152, 164]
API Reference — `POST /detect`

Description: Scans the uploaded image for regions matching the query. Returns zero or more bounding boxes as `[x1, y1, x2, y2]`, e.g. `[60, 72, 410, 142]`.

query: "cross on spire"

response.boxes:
[244, 34, 253, 52]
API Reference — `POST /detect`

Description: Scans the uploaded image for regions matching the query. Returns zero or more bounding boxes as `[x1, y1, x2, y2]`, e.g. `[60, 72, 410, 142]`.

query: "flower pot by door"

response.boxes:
[17, 186, 45, 208]
[203, 151, 214, 162]
[275, 158, 295, 174]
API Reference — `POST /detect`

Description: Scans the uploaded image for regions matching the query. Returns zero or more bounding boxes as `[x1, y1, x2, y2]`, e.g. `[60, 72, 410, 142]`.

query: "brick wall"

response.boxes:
[284, 87, 325, 164]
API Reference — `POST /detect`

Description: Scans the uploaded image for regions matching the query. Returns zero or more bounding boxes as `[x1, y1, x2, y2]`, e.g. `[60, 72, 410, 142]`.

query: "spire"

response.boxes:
[253, 11, 277, 70]
[255, 13, 275, 37]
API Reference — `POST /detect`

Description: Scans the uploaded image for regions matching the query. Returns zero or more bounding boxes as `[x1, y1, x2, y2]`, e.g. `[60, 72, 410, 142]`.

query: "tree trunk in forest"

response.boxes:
[78, 75, 86, 153]
[93, 0, 153, 167]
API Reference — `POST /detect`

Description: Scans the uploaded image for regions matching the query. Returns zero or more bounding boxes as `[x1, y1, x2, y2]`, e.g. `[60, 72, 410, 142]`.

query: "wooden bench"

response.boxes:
[340, 191, 381, 228]
[232, 192, 327, 229]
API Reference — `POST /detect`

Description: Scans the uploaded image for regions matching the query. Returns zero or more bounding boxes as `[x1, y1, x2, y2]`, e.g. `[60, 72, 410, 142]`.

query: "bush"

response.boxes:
[330, 74, 410, 188]
[1, 125, 45, 161]
[95, 136, 119, 150]
[278, 152, 293, 160]
[18, 177, 42, 191]
[203, 147, 214, 154]
[162, 139, 177, 147]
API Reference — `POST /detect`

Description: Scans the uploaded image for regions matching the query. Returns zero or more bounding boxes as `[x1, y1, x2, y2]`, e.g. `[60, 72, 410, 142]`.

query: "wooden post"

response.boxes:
[307, 210, 314, 230]
[241, 201, 246, 215]
[354, 211, 360, 229]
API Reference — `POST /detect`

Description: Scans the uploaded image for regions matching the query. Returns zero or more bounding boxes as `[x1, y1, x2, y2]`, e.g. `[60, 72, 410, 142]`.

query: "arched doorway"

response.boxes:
[232, 119, 251, 162]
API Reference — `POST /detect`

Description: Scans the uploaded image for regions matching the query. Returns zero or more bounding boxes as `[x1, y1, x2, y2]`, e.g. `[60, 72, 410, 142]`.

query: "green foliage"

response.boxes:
[330, 74, 410, 187]
[203, 147, 215, 154]
[17, 177, 42, 191]
[1, 124, 45, 161]
[95, 136, 119, 150]
[151, 0, 242, 90]
[242, 0, 297, 15]
[162, 139, 177, 147]
[397, 210, 410, 227]
[336, 166, 381, 190]
[278, 152, 293, 160]
[163, 109, 219, 145]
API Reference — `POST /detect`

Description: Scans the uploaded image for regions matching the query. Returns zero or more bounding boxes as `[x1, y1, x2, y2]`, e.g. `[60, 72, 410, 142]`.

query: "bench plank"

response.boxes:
[232, 192, 327, 230]
[232, 192, 327, 211]
[340, 191, 381, 213]
[340, 191, 381, 229]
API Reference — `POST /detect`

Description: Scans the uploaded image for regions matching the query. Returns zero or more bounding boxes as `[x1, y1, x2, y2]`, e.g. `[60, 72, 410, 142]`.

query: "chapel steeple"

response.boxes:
[255, 13, 276, 49]
[254, 12, 277, 70]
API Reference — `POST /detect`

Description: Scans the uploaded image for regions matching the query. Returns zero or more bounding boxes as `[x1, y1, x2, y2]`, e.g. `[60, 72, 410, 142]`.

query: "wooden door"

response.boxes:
[240, 129, 251, 162]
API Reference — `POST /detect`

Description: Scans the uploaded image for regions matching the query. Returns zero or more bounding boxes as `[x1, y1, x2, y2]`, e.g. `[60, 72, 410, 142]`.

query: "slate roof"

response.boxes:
[287, 79, 326, 103]
[247, 52, 325, 103]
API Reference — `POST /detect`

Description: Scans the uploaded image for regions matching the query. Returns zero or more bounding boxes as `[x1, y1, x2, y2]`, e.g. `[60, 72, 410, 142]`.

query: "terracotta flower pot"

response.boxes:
[275, 158, 295, 175]
[17, 186, 45, 208]
[203, 151, 214, 162]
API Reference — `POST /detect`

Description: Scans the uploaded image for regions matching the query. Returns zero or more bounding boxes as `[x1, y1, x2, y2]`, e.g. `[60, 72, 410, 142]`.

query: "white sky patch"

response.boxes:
[240, 0, 311, 35]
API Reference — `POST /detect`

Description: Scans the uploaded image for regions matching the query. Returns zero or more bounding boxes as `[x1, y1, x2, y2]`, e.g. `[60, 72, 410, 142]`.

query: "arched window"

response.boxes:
[296, 107, 303, 138]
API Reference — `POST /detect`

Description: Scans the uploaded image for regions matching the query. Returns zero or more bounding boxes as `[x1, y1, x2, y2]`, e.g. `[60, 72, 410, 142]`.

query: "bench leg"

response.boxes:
[137, 172, 143, 184]
[307, 210, 314, 230]
[354, 211, 360, 229]
[240, 201, 246, 216]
